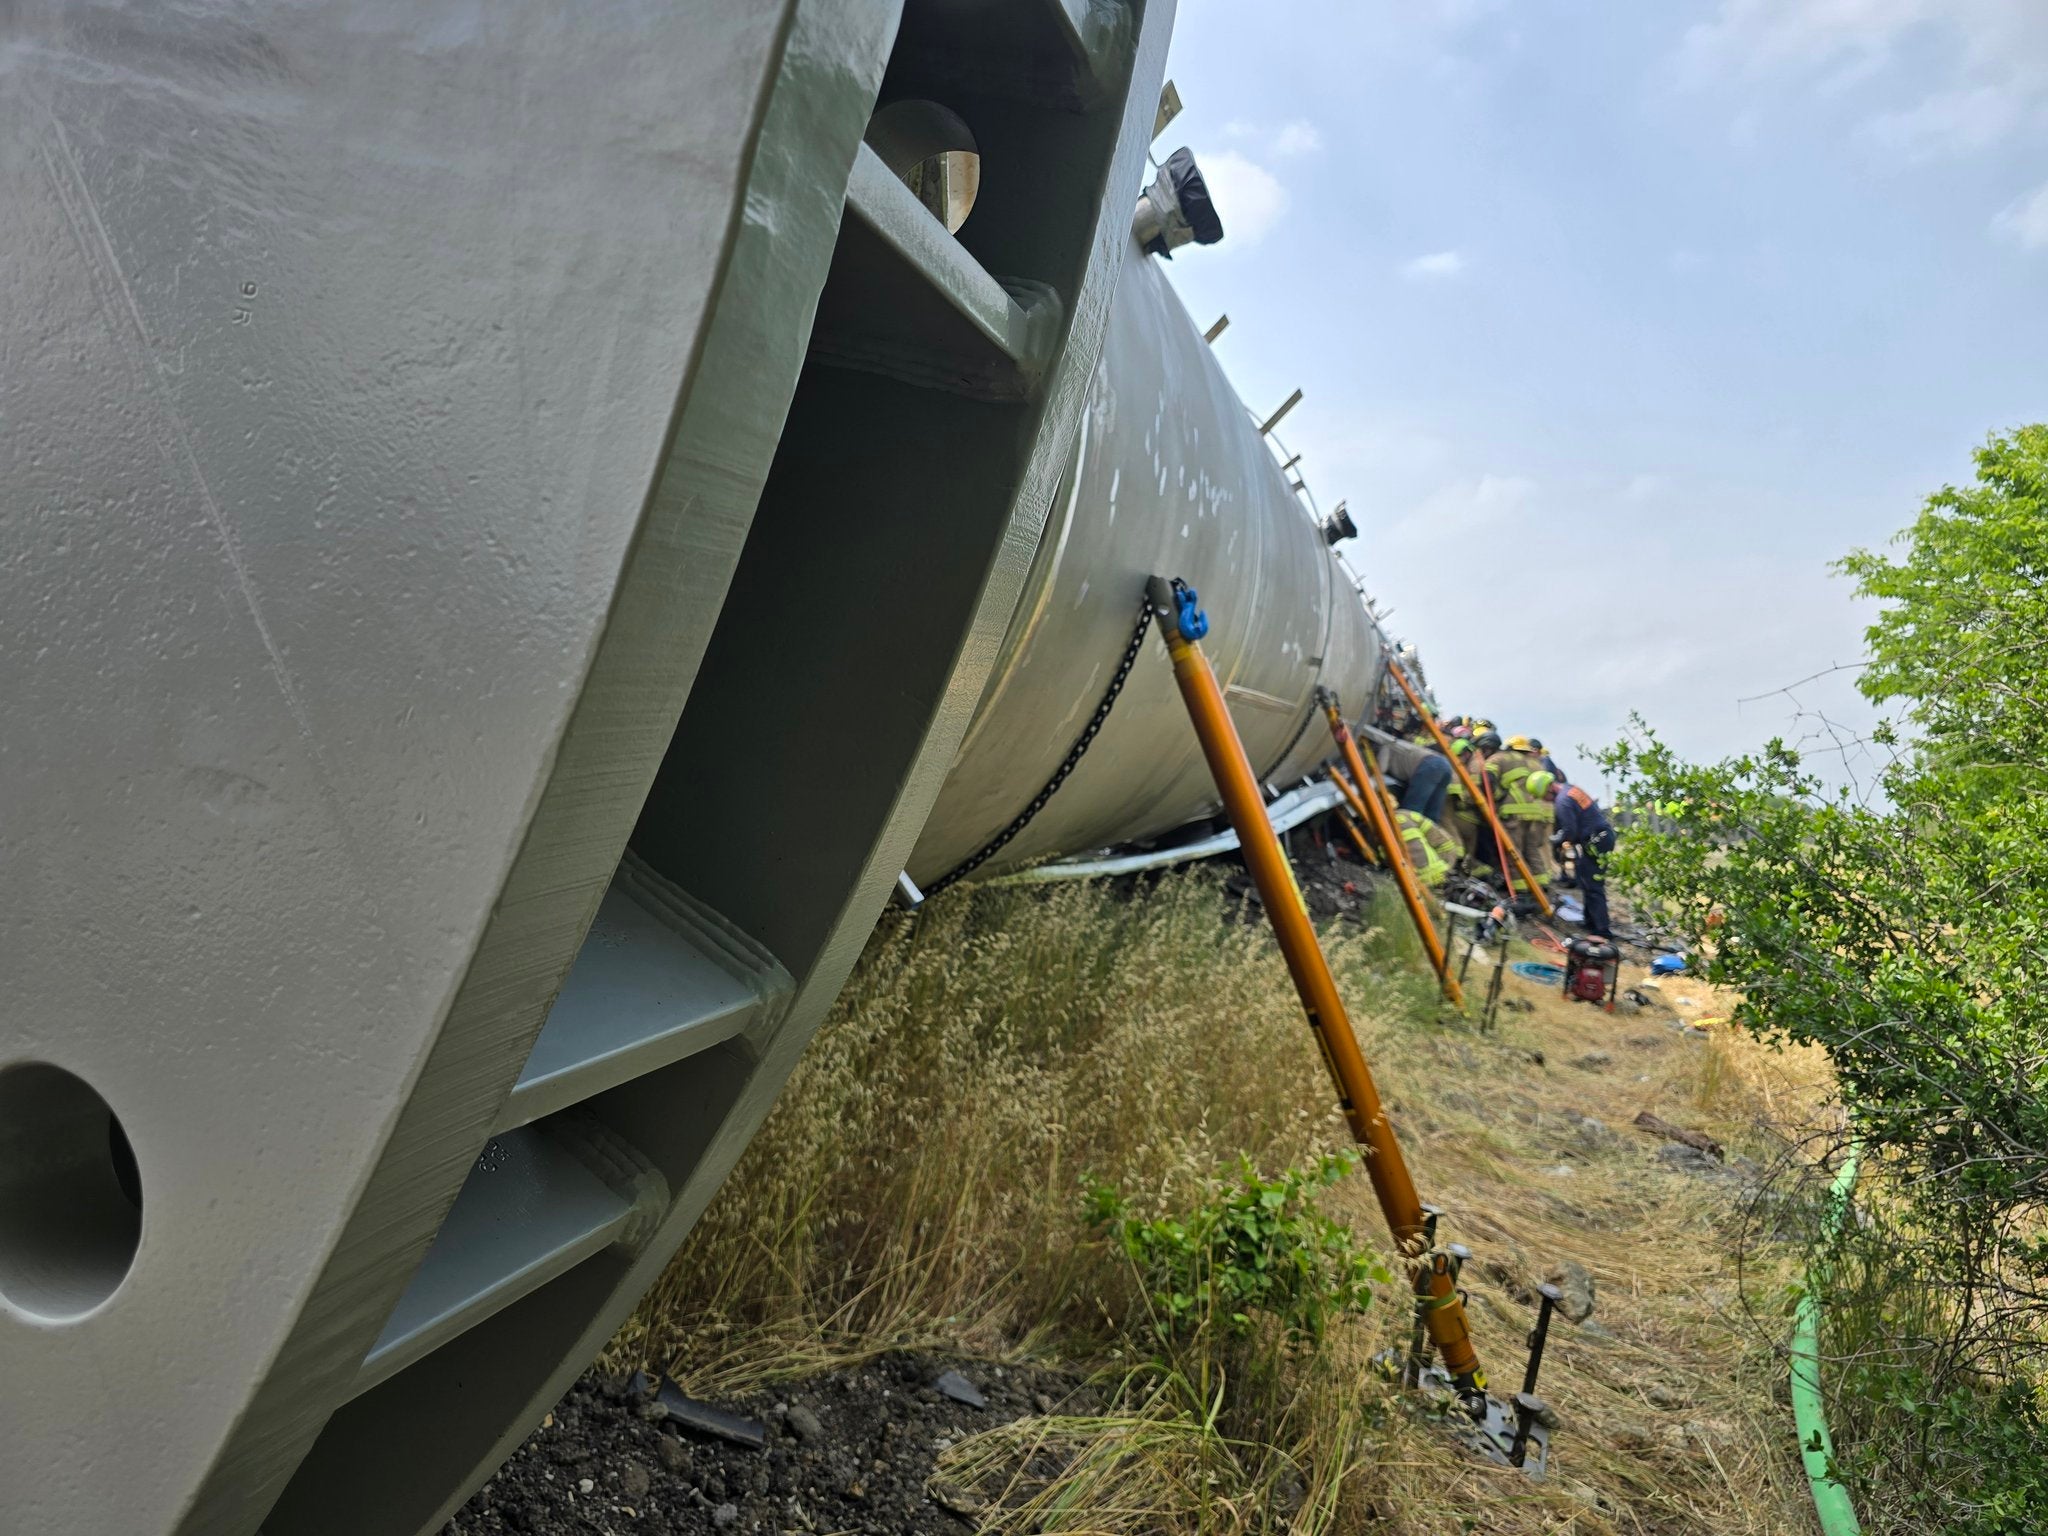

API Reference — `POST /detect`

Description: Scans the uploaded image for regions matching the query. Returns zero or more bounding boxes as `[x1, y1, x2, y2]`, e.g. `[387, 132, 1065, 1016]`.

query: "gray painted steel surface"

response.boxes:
[2, 7, 806, 1530]
[908, 254, 1381, 882]
[1, 1, 1175, 1532]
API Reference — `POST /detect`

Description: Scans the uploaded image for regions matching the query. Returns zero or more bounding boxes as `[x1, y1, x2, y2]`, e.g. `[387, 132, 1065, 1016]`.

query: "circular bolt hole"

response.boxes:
[0, 1063, 143, 1320]
[864, 99, 981, 234]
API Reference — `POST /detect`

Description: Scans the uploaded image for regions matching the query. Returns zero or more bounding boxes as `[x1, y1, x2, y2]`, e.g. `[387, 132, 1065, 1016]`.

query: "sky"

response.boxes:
[1154, 0, 2048, 793]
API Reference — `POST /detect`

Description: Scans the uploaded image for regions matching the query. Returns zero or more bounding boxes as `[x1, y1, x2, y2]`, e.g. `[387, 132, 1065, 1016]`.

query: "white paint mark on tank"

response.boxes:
[1076, 578, 1090, 606]
[1180, 524, 1189, 538]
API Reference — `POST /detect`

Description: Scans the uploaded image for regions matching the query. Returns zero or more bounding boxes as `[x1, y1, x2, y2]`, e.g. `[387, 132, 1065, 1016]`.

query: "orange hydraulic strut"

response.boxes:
[1327, 765, 1381, 863]
[1147, 577, 1486, 1398]
[1337, 807, 1379, 866]
[1384, 661, 1553, 919]
[1321, 696, 1463, 1008]
[1476, 769, 1525, 905]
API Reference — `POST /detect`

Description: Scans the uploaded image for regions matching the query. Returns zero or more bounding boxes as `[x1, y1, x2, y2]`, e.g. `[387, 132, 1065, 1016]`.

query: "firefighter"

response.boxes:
[1486, 737, 1555, 883]
[1374, 732, 1453, 824]
[1552, 781, 1616, 938]
[1395, 807, 1462, 889]
[1441, 758, 1481, 859]
[1456, 729, 1503, 870]
[1375, 781, 1461, 890]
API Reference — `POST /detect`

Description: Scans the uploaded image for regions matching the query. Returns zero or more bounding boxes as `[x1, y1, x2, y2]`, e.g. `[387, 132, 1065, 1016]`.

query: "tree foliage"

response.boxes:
[1599, 428, 2048, 1524]
[1841, 423, 2048, 776]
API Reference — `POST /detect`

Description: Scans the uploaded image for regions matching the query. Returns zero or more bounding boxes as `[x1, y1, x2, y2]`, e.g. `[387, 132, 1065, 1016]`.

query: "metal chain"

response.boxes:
[925, 596, 1157, 896]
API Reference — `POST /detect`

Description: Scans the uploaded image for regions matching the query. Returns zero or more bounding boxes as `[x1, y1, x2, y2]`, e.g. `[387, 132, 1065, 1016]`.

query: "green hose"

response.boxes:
[1791, 1149, 1862, 1535]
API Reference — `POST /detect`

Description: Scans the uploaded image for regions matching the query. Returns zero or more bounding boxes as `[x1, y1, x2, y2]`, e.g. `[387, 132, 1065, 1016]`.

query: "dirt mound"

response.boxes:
[444, 1351, 1095, 1536]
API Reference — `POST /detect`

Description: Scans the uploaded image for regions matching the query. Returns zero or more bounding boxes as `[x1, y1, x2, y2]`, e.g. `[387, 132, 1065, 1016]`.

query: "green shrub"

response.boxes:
[1602, 427, 2048, 1523]
[1841, 1376, 2048, 1536]
[1083, 1153, 1391, 1349]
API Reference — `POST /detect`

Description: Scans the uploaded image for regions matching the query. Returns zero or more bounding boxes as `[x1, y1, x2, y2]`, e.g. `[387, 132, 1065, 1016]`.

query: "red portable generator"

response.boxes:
[1562, 937, 1620, 1011]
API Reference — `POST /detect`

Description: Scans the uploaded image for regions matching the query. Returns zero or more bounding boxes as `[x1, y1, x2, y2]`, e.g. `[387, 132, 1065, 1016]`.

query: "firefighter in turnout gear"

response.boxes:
[1439, 727, 1484, 859]
[1442, 765, 1480, 859]
[1395, 805, 1461, 889]
[1486, 737, 1556, 883]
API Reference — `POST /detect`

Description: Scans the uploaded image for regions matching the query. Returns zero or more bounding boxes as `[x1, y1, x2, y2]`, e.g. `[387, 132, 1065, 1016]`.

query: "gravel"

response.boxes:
[442, 1351, 1096, 1536]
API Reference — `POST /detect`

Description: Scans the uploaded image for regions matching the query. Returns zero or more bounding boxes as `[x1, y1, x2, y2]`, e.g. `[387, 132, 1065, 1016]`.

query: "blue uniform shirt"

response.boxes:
[1554, 786, 1611, 847]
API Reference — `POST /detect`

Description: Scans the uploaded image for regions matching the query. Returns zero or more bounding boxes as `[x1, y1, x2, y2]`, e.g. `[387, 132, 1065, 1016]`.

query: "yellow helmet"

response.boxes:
[1507, 734, 1533, 752]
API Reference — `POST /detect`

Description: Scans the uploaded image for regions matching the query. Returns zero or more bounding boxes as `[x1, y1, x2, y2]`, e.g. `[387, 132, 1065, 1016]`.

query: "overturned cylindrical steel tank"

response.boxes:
[909, 250, 1381, 882]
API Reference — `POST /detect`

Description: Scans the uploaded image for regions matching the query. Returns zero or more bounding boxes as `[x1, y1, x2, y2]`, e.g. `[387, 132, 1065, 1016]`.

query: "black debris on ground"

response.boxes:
[1246, 834, 1391, 925]
[1292, 856, 1372, 923]
[442, 1351, 1097, 1536]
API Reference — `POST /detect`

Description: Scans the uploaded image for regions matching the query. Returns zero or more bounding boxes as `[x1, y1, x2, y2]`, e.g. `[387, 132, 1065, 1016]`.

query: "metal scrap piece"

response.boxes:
[656, 1375, 766, 1451]
[931, 1369, 987, 1409]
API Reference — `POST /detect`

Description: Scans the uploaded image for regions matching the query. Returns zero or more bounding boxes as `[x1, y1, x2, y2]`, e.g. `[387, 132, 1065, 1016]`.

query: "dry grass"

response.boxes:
[618, 872, 1345, 1390]
[1324, 951, 1840, 1535]
[618, 868, 1845, 1534]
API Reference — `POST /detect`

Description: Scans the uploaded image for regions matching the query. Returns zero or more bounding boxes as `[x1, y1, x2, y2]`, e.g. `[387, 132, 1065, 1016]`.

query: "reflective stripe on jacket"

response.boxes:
[1487, 750, 1552, 821]
[1395, 809, 1457, 887]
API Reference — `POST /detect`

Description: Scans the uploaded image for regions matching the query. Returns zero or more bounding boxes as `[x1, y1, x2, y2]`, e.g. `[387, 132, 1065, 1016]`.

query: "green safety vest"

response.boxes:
[1488, 751, 1552, 821]
[1396, 810, 1455, 887]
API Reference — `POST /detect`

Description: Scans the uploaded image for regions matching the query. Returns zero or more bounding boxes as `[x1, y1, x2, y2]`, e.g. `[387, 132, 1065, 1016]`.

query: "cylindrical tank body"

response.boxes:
[908, 249, 1381, 882]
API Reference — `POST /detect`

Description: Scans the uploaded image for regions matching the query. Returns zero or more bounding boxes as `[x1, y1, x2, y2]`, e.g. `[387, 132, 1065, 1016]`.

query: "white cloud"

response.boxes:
[1364, 480, 1882, 793]
[1862, 85, 2030, 161]
[1197, 150, 1289, 246]
[1678, 0, 1925, 84]
[1271, 119, 1324, 157]
[1679, 0, 2048, 161]
[1221, 119, 1324, 158]
[1386, 474, 1536, 549]
[1993, 180, 2048, 249]
[1400, 249, 1468, 280]
[1316, 419, 1454, 491]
